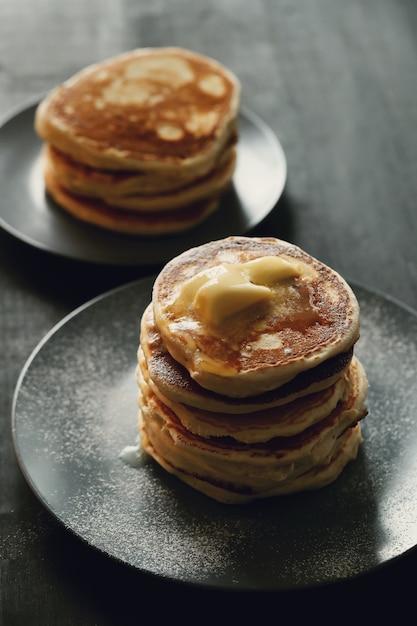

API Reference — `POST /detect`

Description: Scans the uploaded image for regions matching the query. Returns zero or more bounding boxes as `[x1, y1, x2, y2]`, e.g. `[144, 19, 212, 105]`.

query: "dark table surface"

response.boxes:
[1, 0, 417, 622]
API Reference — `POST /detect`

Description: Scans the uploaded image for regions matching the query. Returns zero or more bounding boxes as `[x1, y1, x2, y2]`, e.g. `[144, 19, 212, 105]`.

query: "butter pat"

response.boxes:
[243, 256, 301, 284]
[195, 270, 272, 325]
[177, 256, 301, 325]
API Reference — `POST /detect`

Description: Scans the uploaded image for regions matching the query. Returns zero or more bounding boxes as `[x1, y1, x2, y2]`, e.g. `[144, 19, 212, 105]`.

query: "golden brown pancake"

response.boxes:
[35, 47, 240, 236]
[44, 164, 219, 235]
[43, 144, 236, 212]
[152, 236, 360, 397]
[43, 143, 236, 198]
[158, 425, 364, 504]
[136, 236, 368, 504]
[139, 302, 354, 412]
[138, 357, 368, 504]
[35, 47, 241, 176]
[137, 356, 359, 442]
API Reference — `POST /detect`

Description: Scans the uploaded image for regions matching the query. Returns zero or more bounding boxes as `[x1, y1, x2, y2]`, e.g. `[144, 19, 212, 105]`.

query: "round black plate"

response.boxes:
[12, 278, 417, 591]
[0, 100, 286, 266]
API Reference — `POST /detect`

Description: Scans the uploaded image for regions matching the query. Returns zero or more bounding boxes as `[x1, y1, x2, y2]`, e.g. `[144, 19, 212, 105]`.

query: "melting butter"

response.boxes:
[177, 256, 301, 325]
[243, 256, 302, 283]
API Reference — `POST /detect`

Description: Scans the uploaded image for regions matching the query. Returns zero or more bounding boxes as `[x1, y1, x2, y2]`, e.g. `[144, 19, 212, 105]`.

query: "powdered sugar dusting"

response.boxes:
[12, 280, 417, 590]
[119, 442, 147, 468]
[64, 463, 246, 583]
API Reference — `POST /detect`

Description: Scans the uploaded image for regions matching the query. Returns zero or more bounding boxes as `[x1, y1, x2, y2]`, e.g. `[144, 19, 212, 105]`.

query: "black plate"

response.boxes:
[0, 99, 286, 266]
[12, 278, 417, 591]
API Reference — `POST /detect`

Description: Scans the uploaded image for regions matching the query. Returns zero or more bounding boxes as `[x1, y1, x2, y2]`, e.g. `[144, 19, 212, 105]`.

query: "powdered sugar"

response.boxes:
[12, 280, 417, 590]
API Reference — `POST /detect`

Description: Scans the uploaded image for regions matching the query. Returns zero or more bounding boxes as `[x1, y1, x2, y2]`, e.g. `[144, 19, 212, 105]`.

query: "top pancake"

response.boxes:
[34, 47, 240, 176]
[152, 236, 360, 397]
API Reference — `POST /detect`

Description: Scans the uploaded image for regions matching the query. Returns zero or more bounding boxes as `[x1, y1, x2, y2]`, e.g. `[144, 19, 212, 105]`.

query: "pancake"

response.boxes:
[35, 47, 240, 236]
[136, 235, 368, 503]
[43, 142, 236, 198]
[43, 143, 236, 212]
[35, 47, 241, 177]
[138, 356, 368, 504]
[44, 164, 219, 235]
[152, 236, 360, 397]
[137, 356, 361, 442]
[139, 425, 363, 504]
[139, 303, 354, 412]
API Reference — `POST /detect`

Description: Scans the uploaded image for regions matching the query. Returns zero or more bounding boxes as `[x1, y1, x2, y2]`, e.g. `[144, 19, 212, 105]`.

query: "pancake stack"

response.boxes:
[34, 47, 240, 236]
[137, 236, 368, 504]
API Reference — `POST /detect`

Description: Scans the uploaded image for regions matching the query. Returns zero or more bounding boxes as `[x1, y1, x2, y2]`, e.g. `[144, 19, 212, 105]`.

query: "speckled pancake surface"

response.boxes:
[139, 303, 354, 413]
[35, 47, 240, 236]
[152, 236, 360, 397]
[34, 47, 241, 175]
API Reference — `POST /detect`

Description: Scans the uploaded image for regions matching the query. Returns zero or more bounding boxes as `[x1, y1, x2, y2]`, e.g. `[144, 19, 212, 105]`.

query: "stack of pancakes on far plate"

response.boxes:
[34, 47, 240, 236]
[137, 236, 368, 504]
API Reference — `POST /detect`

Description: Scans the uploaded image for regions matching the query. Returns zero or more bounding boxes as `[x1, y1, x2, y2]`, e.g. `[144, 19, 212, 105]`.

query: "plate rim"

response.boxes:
[0, 97, 287, 267]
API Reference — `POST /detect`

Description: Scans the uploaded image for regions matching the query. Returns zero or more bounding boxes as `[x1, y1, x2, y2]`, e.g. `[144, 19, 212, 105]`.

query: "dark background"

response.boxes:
[1, 0, 416, 622]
